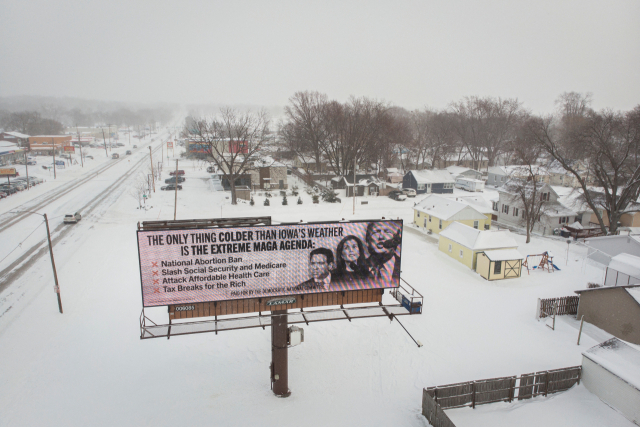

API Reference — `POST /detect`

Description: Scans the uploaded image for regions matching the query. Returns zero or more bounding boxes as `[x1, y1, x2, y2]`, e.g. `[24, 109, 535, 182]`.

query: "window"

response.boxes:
[513, 208, 519, 217]
[502, 204, 509, 214]
[473, 220, 479, 229]
[417, 184, 425, 190]
[424, 219, 427, 227]
[448, 244, 452, 253]
[429, 215, 432, 222]
[501, 176, 505, 182]
[540, 192, 550, 201]
[494, 261, 502, 274]
[459, 249, 464, 258]
[417, 211, 420, 217]
[439, 219, 442, 230]
[492, 201, 498, 211]
[559, 216, 569, 224]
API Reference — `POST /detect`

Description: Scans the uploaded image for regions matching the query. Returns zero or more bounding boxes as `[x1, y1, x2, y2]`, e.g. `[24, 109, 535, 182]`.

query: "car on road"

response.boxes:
[169, 170, 186, 176]
[161, 184, 182, 191]
[27, 159, 37, 165]
[126, 150, 132, 155]
[388, 190, 407, 201]
[63, 212, 82, 224]
[401, 188, 417, 197]
[59, 154, 72, 159]
[112, 153, 120, 159]
[83, 155, 94, 159]
[165, 176, 185, 184]
[132, 145, 138, 148]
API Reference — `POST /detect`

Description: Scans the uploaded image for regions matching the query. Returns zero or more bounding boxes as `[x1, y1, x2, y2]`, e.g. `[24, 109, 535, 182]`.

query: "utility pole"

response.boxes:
[149, 146, 155, 192]
[108, 124, 112, 150]
[174, 159, 179, 220]
[76, 125, 84, 168]
[128, 127, 131, 146]
[44, 213, 63, 314]
[102, 129, 108, 157]
[271, 310, 290, 397]
[24, 151, 30, 190]
[51, 137, 57, 179]
[353, 159, 356, 215]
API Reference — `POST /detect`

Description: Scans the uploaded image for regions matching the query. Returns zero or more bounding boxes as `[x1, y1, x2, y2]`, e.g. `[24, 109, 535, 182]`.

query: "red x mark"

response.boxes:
[153, 279, 159, 285]
[152, 271, 159, 276]
[152, 262, 158, 267]
[154, 287, 160, 293]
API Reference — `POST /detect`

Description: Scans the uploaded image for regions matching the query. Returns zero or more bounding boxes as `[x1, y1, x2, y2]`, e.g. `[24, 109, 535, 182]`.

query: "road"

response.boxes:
[0, 132, 170, 316]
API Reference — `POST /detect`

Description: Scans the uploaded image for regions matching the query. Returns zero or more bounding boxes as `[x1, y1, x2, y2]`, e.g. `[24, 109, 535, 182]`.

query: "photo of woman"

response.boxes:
[331, 235, 370, 290]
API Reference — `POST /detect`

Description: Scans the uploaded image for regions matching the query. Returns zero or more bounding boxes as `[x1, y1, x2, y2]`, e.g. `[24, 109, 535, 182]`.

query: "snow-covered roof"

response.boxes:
[583, 338, 640, 391]
[627, 287, 640, 306]
[2, 131, 30, 139]
[488, 166, 507, 176]
[440, 222, 518, 250]
[414, 195, 486, 221]
[408, 169, 455, 184]
[455, 195, 494, 214]
[608, 253, 640, 279]
[483, 249, 525, 261]
[385, 167, 399, 173]
[543, 202, 578, 217]
[446, 166, 480, 176]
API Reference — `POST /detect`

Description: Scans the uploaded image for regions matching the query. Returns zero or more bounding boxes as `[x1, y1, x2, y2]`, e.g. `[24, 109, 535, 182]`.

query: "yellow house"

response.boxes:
[476, 249, 524, 280]
[438, 222, 518, 270]
[414, 194, 490, 235]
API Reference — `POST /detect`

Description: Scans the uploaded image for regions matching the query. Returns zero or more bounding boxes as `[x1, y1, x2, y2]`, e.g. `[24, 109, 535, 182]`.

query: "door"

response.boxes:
[504, 260, 520, 278]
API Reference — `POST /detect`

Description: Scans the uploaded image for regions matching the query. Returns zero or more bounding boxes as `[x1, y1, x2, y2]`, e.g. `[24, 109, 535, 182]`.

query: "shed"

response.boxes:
[438, 222, 518, 269]
[581, 338, 640, 425]
[575, 284, 640, 344]
[605, 253, 640, 287]
[476, 249, 524, 280]
[413, 194, 490, 234]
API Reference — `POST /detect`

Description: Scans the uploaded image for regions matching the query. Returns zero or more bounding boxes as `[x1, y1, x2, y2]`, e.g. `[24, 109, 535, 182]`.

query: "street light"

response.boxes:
[10, 210, 63, 313]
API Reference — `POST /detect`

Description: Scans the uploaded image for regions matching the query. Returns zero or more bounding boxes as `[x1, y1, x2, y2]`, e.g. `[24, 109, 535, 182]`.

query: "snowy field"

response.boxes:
[0, 142, 635, 427]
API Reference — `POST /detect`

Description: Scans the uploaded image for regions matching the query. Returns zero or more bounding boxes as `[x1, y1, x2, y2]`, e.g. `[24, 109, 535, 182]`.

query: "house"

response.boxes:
[403, 170, 455, 194]
[248, 162, 288, 190]
[487, 165, 550, 188]
[547, 160, 592, 187]
[604, 254, 640, 287]
[331, 174, 388, 197]
[445, 166, 483, 181]
[292, 154, 327, 173]
[384, 167, 403, 184]
[438, 222, 518, 269]
[496, 182, 577, 235]
[456, 195, 495, 223]
[28, 135, 73, 155]
[413, 195, 490, 234]
[476, 249, 524, 280]
[581, 338, 640, 425]
[575, 285, 640, 344]
[586, 235, 640, 267]
[487, 166, 508, 187]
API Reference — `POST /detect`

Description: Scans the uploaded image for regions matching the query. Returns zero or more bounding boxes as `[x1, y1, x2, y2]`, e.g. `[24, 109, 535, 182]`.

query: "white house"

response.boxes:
[581, 338, 640, 425]
[413, 194, 490, 234]
[445, 166, 483, 181]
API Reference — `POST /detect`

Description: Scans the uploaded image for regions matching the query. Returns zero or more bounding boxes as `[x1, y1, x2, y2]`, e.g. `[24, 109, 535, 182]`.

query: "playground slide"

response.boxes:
[552, 264, 561, 271]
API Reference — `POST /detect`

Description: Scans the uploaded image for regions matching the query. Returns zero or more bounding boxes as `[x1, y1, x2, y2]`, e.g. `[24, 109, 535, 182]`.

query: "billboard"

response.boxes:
[63, 146, 75, 152]
[138, 220, 402, 307]
[0, 167, 18, 177]
[167, 141, 173, 149]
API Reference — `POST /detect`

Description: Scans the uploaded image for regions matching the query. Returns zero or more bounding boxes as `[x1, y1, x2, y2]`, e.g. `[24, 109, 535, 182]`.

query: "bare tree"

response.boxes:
[411, 109, 458, 170]
[526, 101, 640, 234]
[130, 173, 150, 209]
[184, 108, 271, 204]
[451, 96, 522, 170]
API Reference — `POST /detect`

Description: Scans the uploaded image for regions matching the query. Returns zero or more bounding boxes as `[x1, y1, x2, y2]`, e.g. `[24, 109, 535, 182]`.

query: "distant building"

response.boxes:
[445, 166, 483, 181]
[585, 235, 640, 267]
[0, 131, 30, 148]
[28, 135, 72, 155]
[0, 140, 25, 165]
[403, 170, 455, 194]
[331, 174, 388, 197]
[438, 222, 518, 270]
[413, 194, 490, 234]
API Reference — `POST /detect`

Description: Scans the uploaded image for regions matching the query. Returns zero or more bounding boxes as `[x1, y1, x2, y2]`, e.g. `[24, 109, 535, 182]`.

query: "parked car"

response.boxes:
[83, 155, 94, 159]
[388, 190, 407, 201]
[401, 188, 417, 197]
[165, 176, 186, 184]
[59, 154, 71, 159]
[116, 143, 125, 147]
[206, 166, 216, 173]
[0, 192, 7, 199]
[161, 184, 182, 191]
[132, 145, 138, 148]
[126, 150, 132, 155]
[0, 185, 18, 195]
[63, 212, 82, 224]
[112, 153, 120, 159]
[27, 160, 37, 165]
[169, 170, 186, 176]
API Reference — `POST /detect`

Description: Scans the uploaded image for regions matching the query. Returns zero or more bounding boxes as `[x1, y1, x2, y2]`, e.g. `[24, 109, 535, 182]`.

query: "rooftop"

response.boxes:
[440, 222, 518, 250]
[415, 194, 486, 221]
[583, 338, 640, 391]
[409, 169, 455, 184]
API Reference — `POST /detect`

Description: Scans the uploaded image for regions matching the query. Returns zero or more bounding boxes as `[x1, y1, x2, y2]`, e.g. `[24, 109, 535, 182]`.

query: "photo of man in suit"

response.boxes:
[365, 221, 401, 282]
[294, 248, 335, 291]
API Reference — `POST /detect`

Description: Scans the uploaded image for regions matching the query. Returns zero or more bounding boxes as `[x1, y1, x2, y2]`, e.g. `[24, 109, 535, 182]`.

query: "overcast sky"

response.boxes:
[1, 0, 638, 114]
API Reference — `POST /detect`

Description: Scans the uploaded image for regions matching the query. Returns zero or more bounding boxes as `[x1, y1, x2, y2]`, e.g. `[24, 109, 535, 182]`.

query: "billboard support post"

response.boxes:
[271, 310, 290, 397]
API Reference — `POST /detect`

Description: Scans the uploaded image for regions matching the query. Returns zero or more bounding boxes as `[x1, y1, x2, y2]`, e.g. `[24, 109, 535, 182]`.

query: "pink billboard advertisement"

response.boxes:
[137, 220, 402, 307]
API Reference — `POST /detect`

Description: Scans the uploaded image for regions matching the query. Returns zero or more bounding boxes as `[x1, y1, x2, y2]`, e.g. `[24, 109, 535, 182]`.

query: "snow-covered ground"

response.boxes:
[0, 147, 634, 427]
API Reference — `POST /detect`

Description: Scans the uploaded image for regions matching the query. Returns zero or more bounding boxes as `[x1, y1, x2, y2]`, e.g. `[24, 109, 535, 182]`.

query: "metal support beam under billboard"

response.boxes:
[271, 310, 290, 397]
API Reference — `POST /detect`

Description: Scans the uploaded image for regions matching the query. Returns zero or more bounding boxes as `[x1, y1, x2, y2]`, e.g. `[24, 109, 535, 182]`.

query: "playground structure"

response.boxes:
[523, 251, 561, 274]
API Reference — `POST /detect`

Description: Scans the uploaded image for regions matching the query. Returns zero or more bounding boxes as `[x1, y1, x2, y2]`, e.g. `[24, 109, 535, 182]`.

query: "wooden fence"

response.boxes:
[423, 366, 581, 412]
[537, 296, 579, 319]
[422, 389, 457, 427]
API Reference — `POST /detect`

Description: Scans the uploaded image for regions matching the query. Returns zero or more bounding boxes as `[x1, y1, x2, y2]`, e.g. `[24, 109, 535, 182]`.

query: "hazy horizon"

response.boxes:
[1, 0, 638, 115]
